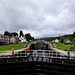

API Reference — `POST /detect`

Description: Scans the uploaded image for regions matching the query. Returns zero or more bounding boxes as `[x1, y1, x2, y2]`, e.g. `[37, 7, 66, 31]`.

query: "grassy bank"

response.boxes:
[30, 41, 37, 44]
[55, 43, 72, 51]
[0, 43, 26, 51]
[48, 41, 52, 44]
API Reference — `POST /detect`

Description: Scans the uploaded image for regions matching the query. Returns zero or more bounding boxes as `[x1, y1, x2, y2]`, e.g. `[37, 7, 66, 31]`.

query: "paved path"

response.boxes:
[51, 46, 75, 57]
[47, 43, 75, 57]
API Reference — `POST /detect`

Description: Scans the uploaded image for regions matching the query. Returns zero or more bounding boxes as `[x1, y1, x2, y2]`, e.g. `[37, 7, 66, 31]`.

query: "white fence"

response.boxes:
[0, 50, 75, 59]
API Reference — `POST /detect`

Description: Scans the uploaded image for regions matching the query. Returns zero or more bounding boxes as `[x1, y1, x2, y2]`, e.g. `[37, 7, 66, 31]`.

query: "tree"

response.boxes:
[31, 37, 34, 41]
[25, 33, 32, 42]
[4, 31, 11, 36]
[72, 32, 75, 39]
[60, 37, 65, 43]
[19, 30, 24, 37]
[72, 38, 75, 49]
[64, 35, 69, 39]
[11, 32, 18, 37]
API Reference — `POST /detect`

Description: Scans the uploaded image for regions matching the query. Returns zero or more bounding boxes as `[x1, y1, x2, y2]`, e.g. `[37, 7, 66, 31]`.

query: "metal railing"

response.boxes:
[0, 50, 75, 59]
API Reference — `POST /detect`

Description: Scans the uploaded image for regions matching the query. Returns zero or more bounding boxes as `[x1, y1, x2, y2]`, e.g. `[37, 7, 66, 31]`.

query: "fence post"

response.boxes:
[42, 57, 43, 62]
[52, 51, 53, 58]
[17, 52, 18, 58]
[43, 50, 45, 57]
[56, 51, 57, 57]
[36, 51, 37, 57]
[25, 50, 26, 57]
[49, 51, 50, 57]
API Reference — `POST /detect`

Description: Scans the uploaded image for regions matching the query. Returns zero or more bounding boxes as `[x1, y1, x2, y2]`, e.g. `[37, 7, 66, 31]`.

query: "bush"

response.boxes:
[72, 38, 75, 49]
[0, 42, 5, 45]
[60, 37, 65, 43]
[64, 42, 68, 45]
[70, 47, 74, 51]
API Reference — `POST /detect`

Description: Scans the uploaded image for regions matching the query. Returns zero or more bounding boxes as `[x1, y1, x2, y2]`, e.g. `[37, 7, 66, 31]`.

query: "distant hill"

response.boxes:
[34, 34, 73, 41]
[61, 34, 73, 38]
[35, 37, 59, 41]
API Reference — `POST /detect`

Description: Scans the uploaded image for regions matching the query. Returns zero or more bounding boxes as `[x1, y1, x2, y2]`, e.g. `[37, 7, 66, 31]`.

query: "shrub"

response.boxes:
[70, 47, 74, 51]
[72, 38, 75, 49]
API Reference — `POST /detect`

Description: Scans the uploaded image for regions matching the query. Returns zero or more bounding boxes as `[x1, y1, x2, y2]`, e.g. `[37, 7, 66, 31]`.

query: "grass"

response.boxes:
[30, 41, 37, 44]
[54, 43, 73, 51]
[48, 41, 52, 44]
[0, 43, 26, 51]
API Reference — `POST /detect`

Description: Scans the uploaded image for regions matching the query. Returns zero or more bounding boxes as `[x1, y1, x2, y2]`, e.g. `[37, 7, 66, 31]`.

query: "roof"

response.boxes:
[64, 39, 72, 43]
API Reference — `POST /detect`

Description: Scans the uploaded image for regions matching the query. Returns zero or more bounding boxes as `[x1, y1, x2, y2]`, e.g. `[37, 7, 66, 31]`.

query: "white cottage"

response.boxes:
[52, 39, 59, 43]
[19, 36, 27, 43]
[55, 39, 59, 43]
[10, 36, 16, 43]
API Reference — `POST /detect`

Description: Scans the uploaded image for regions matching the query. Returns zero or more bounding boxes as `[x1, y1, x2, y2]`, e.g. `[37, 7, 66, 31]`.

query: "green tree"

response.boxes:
[60, 37, 65, 43]
[72, 32, 75, 39]
[31, 37, 34, 41]
[4, 31, 11, 36]
[19, 30, 24, 37]
[64, 34, 69, 39]
[72, 38, 75, 49]
[11, 32, 18, 37]
[25, 33, 32, 42]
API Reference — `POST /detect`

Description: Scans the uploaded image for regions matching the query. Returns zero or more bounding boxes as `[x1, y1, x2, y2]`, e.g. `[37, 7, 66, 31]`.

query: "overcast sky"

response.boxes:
[0, 0, 75, 38]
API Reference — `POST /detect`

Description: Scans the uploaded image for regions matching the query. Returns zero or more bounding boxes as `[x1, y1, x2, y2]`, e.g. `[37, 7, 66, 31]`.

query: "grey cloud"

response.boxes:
[0, 0, 75, 38]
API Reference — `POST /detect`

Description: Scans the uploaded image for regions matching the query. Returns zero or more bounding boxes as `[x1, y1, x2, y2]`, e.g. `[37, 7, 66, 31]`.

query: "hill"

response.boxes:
[34, 34, 73, 41]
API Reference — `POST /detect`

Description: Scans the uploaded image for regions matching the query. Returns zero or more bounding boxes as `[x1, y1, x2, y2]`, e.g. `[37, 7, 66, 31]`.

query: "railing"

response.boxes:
[0, 50, 75, 59]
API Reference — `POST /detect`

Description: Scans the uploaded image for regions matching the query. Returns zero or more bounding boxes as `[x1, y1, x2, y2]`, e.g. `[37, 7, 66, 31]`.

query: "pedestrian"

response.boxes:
[74, 52, 75, 59]
[11, 48, 14, 56]
[67, 47, 70, 59]
[27, 48, 30, 56]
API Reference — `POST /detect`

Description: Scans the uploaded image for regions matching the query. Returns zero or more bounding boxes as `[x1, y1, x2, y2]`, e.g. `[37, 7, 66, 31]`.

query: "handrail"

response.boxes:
[0, 50, 75, 59]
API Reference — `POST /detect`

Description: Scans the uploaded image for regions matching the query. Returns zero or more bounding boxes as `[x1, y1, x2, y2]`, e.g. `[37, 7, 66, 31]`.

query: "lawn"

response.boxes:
[48, 41, 52, 44]
[0, 43, 26, 51]
[30, 41, 37, 44]
[54, 43, 73, 51]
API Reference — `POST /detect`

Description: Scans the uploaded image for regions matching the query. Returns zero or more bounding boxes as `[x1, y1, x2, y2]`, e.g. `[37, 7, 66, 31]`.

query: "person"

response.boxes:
[11, 48, 14, 56]
[27, 48, 30, 56]
[67, 47, 70, 59]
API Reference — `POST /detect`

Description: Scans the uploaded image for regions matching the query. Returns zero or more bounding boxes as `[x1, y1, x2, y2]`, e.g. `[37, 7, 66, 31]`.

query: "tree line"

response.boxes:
[59, 32, 75, 43]
[4, 31, 34, 42]
[59, 31, 75, 50]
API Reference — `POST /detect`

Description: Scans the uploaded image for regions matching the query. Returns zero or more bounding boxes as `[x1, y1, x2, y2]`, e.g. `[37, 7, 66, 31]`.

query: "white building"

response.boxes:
[19, 36, 27, 43]
[55, 39, 59, 43]
[64, 39, 72, 43]
[52, 39, 59, 43]
[10, 36, 16, 43]
[10, 35, 19, 44]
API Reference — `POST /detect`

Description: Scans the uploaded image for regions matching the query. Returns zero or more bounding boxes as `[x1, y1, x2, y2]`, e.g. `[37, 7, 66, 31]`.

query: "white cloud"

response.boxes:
[0, 0, 75, 38]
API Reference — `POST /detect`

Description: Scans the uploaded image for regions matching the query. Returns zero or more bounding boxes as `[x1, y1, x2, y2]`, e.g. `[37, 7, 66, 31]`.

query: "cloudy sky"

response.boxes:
[0, 0, 75, 38]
